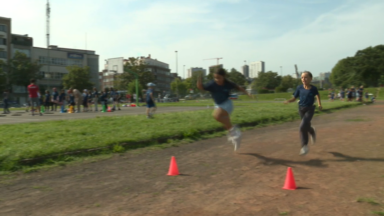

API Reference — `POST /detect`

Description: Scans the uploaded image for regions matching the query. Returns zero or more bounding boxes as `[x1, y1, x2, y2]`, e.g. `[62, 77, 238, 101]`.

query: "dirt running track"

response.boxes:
[1, 103, 384, 216]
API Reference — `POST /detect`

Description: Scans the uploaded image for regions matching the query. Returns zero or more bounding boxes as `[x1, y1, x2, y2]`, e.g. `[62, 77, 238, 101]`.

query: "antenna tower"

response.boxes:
[46, 0, 50, 47]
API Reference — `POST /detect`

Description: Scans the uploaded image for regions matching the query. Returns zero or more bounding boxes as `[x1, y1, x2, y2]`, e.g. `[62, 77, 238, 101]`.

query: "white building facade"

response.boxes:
[249, 61, 265, 78]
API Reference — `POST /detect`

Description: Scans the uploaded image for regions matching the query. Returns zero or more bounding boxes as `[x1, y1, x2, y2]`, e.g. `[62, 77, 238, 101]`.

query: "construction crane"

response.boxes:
[203, 57, 223, 66]
[294, 64, 300, 79]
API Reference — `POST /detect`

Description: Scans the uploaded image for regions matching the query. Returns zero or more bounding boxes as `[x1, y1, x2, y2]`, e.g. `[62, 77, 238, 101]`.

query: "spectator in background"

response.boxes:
[357, 86, 363, 102]
[115, 89, 121, 111]
[72, 88, 83, 113]
[2, 89, 10, 114]
[347, 88, 353, 102]
[82, 89, 89, 112]
[52, 87, 59, 111]
[339, 88, 345, 101]
[44, 90, 51, 111]
[58, 89, 66, 113]
[92, 87, 99, 112]
[365, 92, 369, 101]
[68, 89, 75, 108]
[27, 79, 42, 116]
[100, 89, 108, 111]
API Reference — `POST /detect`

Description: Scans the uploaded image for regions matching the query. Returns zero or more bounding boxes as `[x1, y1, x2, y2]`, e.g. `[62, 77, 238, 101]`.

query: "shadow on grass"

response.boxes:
[329, 152, 384, 162]
[240, 153, 328, 168]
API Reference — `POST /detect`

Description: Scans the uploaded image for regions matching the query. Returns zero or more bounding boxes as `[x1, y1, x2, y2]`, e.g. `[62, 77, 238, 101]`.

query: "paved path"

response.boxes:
[0, 106, 207, 125]
[1, 103, 384, 215]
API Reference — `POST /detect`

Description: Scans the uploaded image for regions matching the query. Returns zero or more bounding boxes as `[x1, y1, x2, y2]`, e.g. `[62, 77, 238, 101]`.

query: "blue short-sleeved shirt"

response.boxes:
[293, 85, 319, 107]
[203, 80, 238, 105]
[52, 91, 59, 100]
[146, 89, 154, 103]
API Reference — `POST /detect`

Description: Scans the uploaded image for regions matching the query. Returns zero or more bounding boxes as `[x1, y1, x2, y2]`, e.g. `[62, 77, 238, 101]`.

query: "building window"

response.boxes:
[0, 25, 7, 33]
[0, 38, 6, 45]
[0, 51, 7, 58]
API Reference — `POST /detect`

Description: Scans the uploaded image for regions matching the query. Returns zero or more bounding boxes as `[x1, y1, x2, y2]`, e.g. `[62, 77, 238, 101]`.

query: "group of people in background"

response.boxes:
[328, 85, 375, 102]
[23, 79, 124, 115]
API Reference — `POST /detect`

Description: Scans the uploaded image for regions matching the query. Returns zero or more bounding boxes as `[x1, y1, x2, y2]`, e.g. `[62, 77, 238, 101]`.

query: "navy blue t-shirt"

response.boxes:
[203, 80, 238, 105]
[293, 85, 319, 107]
[146, 89, 154, 103]
[52, 91, 59, 100]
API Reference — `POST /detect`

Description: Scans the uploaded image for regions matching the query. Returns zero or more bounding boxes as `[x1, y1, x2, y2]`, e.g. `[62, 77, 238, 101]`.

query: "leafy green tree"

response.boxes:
[127, 81, 143, 97]
[62, 66, 94, 90]
[171, 78, 187, 96]
[331, 45, 384, 87]
[185, 70, 206, 94]
[121, 57, 155, 89]
[227, 68, 246, 87]
[276, 75, 300, 92]
[251, 71, 282, 90]
[0, 52, 43, 91]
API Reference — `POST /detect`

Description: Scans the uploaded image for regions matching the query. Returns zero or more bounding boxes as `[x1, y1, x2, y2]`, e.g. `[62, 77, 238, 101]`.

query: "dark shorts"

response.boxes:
[146, 101, 156, 108]
[83, 101, 88, 107]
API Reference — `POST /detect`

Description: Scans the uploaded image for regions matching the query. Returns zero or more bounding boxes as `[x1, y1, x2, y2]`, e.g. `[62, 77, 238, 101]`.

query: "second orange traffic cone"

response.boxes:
[167, 156, 180, 176]
[282, 167, 297, 190]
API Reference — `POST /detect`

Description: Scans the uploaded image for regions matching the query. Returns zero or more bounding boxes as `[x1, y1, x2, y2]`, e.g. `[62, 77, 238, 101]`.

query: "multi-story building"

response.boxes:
[102, 55, 173, 94]
[187, 67, 206, 78]
[249, 61, 265, 78]
[0, 16, 11, 63]
[242, 64, 249, 78]
[32, 45, 100, 91]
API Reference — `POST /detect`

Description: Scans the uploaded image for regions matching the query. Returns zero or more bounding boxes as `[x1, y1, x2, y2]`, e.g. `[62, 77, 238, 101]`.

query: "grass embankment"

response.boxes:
[0, 101, 366, 172]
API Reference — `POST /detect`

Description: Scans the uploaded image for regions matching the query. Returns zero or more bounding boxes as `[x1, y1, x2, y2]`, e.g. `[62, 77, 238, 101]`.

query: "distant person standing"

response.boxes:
[92, 87, 99, 112]
[358, 86, 363, 102]
[44, 90, 51, 111]
[52, 87, 59, 111]
[73, 88, 83, 113]
[2, 89, 10, 114]
[340, 88, 345, 101]
[27, 79, 42, 116]
[58, 89, 66, 113]
[82, 89, 89, 112]
[347, 88, 353, 102]
[146, 83, 157, 119]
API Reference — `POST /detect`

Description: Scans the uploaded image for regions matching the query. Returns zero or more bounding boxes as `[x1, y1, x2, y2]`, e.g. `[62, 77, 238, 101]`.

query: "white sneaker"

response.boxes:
[231, 126, 242, 151]
[310, 127, 316, 145]
[300, 145, 309, 155]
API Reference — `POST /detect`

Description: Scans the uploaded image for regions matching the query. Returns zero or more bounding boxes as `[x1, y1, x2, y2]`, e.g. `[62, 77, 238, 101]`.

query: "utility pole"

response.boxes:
[175, 51, 178, 97]
[46, 0, 51, 91]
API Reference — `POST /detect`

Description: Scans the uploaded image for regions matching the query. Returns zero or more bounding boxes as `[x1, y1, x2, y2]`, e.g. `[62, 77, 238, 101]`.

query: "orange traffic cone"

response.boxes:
[167, 156, 180, 176]
[107, 106, 112, 112]
[282, 167, 297, 190]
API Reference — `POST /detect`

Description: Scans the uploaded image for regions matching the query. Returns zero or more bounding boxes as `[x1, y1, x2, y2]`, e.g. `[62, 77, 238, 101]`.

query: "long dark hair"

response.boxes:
[214, 68, 230, 83]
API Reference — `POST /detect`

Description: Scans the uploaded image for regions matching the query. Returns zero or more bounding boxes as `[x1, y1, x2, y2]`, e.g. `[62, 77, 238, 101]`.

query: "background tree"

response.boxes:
[185, 70, 206, 94]
[113, 74, 125, 90]
[0, 52, 42, 91]
[251, 71, 282, 91]
[121, 57, 154, 88]
[127, 81, 143, 97]
[330, 45, 384, 87]
[62, 66, 94, 90]
[171, 77, 187, 96]
[227, 68, 246, 87]
[275, 75, 300, 92]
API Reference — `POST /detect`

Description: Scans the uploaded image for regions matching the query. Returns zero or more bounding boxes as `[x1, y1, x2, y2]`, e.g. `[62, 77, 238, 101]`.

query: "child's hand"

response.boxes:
[318, 105, 322, 111]
[284, 101, 289, 104]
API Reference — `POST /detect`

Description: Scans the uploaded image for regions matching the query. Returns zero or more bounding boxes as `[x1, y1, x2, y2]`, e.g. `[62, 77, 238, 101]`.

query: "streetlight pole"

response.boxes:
[280, 66, 282, 77]
[175, 51, 178, 97]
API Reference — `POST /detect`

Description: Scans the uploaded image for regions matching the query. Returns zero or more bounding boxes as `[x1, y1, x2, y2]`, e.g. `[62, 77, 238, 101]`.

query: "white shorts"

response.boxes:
[215, 99, 234, 115]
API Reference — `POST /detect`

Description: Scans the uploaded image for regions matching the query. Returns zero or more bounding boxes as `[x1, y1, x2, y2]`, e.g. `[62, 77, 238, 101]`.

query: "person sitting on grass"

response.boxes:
[146, 83, 157, 119]
[197, 68, 253, 152]
[284, 71, 322, 156]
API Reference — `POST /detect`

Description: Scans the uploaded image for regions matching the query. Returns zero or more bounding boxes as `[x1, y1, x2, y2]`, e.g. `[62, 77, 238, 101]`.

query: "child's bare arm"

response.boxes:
[284, 97, 297, 104]
[316, 95, 322, 110]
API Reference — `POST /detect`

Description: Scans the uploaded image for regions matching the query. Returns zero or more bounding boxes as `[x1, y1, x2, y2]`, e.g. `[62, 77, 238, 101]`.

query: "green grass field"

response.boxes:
[0, 101, 366, 172]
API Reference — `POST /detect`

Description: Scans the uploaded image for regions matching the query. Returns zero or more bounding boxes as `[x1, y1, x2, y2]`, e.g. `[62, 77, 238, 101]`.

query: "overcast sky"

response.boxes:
[3, 0, 384, 78]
